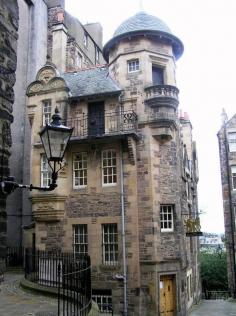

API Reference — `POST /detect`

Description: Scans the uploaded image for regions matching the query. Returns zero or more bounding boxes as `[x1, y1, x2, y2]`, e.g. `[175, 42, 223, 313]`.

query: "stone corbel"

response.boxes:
[27, 104, 37, 126]
[30, 194, 67, 222]
[127, 136, 136, 165]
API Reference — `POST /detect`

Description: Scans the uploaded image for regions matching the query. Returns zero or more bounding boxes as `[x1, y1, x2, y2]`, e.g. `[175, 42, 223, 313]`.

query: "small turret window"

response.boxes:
[152, 65, 164, 85]
[127, 59, 139, 73]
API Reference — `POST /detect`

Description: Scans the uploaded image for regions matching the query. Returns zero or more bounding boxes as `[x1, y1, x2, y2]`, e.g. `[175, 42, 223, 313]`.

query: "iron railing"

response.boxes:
[6, 246, 24, 267]
[65, 110, 138, 138]
[58, 257, 91, 316]
[202, 290, 229, 300]
[24, 249, 92, 316]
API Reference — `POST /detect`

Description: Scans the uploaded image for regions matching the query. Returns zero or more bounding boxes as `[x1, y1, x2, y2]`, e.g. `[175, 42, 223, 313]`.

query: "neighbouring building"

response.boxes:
[25, 10, 201, 315]
[218, 109, 236, 298]
[199, 233, 224, 251]
[0, 0, 18, 273]
[7, 0, 105, 248]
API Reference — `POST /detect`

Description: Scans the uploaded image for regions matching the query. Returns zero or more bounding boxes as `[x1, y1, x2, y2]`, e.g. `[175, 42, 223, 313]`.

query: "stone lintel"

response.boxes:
[51, 23, 68, 34]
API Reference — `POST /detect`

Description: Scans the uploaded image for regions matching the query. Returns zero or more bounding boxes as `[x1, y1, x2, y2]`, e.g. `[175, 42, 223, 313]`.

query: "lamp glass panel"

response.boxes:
[40, 129, 51, 160]
[47, 128, 71, 160]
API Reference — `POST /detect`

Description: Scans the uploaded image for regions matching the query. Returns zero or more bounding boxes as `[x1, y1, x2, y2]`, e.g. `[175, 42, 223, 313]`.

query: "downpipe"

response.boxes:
[120, 146, 128, 316]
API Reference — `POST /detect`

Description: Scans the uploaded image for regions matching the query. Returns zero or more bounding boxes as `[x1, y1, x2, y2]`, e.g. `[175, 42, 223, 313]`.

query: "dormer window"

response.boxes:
[84, 32, 88, 47]
[95, 47, 99, 64]
[76, 52, 82, 68]
[128, 59, 139, 73]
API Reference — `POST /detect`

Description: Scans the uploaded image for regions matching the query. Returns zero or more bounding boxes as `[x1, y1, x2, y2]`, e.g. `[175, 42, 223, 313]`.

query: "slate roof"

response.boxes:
[114, 11, 172, 37]
[103, 11, 184, 61]
[62, 67, 122, 98]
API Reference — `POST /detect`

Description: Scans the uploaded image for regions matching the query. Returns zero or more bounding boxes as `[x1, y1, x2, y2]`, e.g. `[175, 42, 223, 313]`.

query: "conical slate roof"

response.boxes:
[103, 11, 183, 61]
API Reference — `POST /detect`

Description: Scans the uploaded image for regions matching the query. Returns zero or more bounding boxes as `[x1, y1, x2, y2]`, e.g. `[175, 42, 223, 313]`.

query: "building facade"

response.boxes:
[7, 0, 104, 248]
[25, 10, 200, 316]
[0, 0, 18, 273]
[218, 110, 236, 298]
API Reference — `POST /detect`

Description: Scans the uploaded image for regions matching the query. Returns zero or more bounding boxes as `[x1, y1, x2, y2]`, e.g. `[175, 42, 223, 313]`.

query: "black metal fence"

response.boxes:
[25, 249, 92, 316]
[58, 257, 91, 316]
[6, 246, 24, 267]
[202, 290, 229, 300]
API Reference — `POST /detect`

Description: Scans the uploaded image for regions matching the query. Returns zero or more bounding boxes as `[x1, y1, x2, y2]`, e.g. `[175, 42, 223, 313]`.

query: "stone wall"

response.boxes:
[0, 0, 18, 272]
[7, 0, 48, 247]
[218, 120, 236, 297]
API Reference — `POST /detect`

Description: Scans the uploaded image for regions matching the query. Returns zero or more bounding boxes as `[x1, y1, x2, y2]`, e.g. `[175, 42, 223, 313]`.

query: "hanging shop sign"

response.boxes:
[185, 217, 203, 236]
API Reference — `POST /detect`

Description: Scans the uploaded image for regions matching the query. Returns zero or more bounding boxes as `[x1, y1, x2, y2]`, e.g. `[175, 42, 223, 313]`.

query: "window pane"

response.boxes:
[102, 150, 117, 185]
[102, 224, 118, 265]
[160, 205, 174, 232]
[73, 224, 88, 256]
[73, 152, 87, 187]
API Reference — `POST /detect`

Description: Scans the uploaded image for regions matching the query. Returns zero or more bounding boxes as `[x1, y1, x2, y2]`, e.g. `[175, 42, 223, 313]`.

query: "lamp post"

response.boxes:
[0, 108, 73, 195]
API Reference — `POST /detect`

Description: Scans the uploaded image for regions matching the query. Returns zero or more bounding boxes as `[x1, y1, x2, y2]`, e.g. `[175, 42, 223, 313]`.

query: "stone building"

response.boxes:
[0, 0, 18, 273]
[218, 110, 236, 298]
[7, 0, 104, 248]
[26, 10, 201, 315]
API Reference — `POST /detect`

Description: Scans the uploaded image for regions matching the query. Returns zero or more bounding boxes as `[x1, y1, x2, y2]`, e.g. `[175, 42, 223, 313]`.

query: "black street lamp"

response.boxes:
[0, 108, 73, 194]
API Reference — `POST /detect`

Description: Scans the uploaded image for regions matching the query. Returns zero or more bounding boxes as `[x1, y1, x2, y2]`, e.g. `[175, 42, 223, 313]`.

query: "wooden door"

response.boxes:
[160, 275, 176, 316]
[88, 102, 104, 136]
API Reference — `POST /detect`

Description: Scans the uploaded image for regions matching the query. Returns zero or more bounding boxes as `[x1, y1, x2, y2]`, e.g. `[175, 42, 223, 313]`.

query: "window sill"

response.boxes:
[99, 263, 120, 271]
[102, 183, 117, 187]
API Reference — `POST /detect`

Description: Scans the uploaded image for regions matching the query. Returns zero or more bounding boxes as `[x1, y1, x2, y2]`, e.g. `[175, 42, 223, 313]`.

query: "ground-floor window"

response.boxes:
[73, 224, 88, 257]
[102, 223, 118, 265]
[92, 289, 112, 313]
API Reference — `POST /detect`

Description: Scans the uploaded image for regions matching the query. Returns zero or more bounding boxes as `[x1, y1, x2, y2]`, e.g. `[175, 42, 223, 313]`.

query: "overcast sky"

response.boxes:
[65, 0, 236, 233]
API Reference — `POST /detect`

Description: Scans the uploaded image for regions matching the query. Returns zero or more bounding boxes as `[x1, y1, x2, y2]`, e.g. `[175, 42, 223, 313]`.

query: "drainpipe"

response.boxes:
[223, 126, 236, 298]
[120, 145, 128, 316]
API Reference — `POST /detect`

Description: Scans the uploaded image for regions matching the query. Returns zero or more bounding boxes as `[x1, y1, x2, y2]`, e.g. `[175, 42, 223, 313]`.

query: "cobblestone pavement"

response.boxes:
[189, 300, 236, 316]
[0, 272, 58, 316]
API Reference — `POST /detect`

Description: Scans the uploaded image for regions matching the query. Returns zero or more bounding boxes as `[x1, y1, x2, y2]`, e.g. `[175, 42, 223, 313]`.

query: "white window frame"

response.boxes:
[102, 224, 118, 265]
[102, 150, 117, 186]
[228, 132, 236, 152]
[76, 52, 82, 68]
[231, 166, 236, 190]
[73, 152, 88, 188]
[42, 100, 51, 126]
[127, 59, 139, 73]
[92, 291, 112, 313]
[73, 224, 88, 257]
[160, 204, 174, 232]
[41, 154, 51, 187]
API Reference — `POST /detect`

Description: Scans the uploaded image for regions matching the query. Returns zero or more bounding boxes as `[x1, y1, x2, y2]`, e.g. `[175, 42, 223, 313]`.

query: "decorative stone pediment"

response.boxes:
[26, 64, 68, 96]
[37, 66, 58, 83]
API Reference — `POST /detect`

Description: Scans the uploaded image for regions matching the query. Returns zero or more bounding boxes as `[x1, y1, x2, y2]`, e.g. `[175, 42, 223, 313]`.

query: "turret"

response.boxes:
[103, 11, 184, 141]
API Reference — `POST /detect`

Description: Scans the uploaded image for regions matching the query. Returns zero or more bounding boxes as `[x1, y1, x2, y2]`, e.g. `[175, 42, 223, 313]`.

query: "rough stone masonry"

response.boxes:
[0, 0, 18, 274]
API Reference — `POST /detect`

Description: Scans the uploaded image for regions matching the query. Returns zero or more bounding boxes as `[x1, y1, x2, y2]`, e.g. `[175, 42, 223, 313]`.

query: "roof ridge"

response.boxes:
[64, 64, 107, 75]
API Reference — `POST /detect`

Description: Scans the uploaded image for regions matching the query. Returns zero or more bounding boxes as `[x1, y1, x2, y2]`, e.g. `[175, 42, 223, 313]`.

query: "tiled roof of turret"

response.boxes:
[62, 67, 122, 98]
[113, 11, 172, 37]
[103, 11, 184, 61]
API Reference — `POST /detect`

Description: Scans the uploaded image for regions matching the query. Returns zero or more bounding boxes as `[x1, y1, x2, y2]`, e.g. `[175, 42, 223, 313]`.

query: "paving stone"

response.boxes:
[189, 300, 236, 316]
[0, 272, 58, 316]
